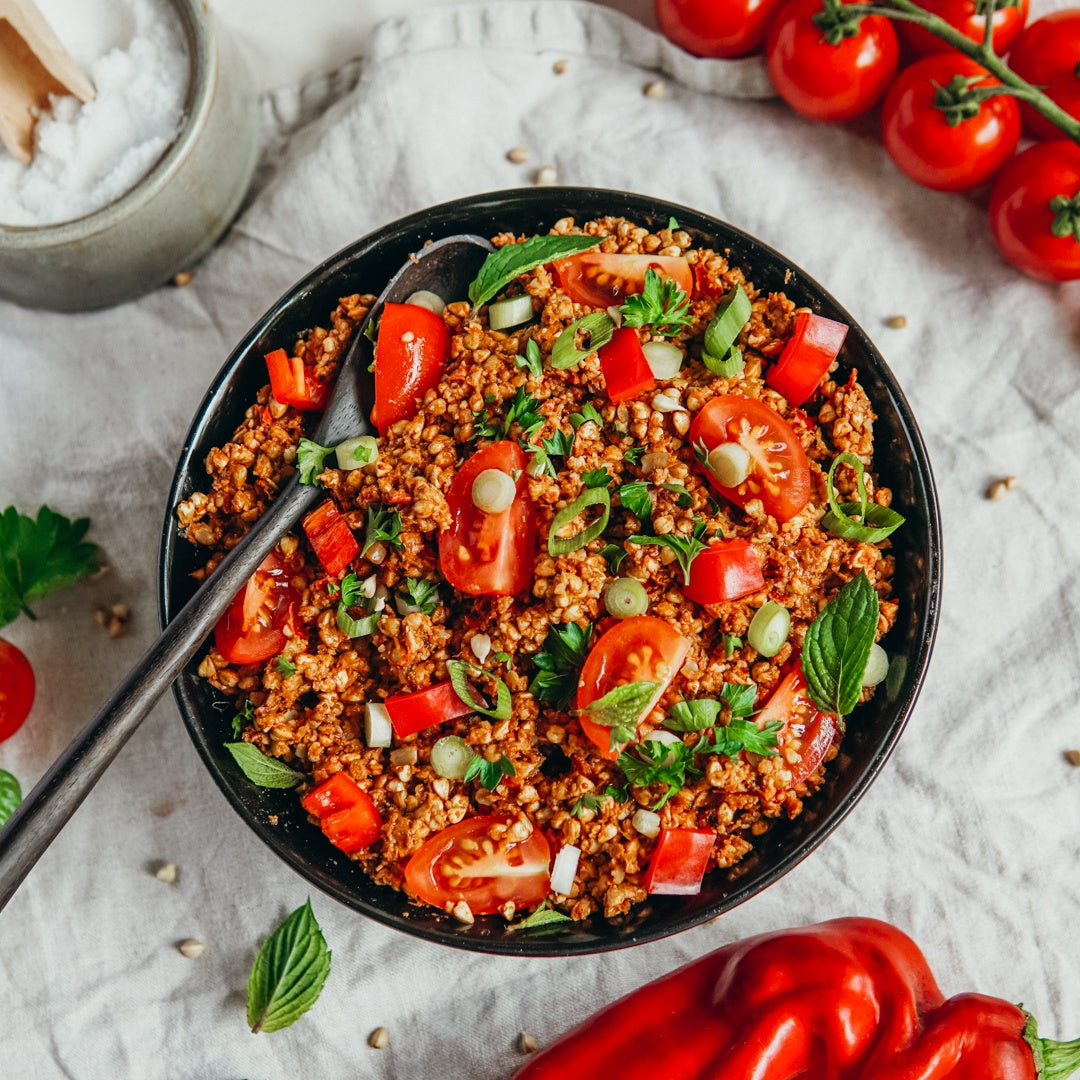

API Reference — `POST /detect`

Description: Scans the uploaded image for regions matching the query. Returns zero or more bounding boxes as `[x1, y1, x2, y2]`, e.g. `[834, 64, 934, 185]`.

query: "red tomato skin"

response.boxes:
[264, 349, 326, 412]
[684, 539, 764, 606]
[439, 441, 536, 596]
[765, 311, 848, 408]
[755, 665, 837, 786]
[654, 0, 787, 58]
[372, 303, 451, 434]
[301, 772, 382, 853]
[598, 328, 656, 404]
[899, 0, 1029, 59]
[404, 814, 551, 915]
[0, 639, 35, 742]
[302, 500, 360, 579]
[214, 552, 300, 665]
[1009, 12, 1080, 141]
[643, 828, 716, 895]
[553, 253, 693, 309]
[384, 681, 475, 738]
[989, 141, 1080, 282]
[881, 56, 1020, 193]
[765, 0, 899, 123]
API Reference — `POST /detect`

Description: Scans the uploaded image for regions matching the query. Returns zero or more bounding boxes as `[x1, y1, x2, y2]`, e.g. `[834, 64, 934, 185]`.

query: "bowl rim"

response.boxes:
[159, 186, 942, 956]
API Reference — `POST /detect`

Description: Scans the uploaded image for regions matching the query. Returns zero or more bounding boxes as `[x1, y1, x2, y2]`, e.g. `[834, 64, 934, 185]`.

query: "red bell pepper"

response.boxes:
[683, 538, 764, 605]
[765, 311, 849, 408]
[302, 499, 359, 578]
[264, 348, 327, 412]
[300, 771, 382, 853]
[598, 327, 655, 403]
[511, 917, 1080, 1080]
[642, 828, 715, 895]
[384, 680, 474, 738]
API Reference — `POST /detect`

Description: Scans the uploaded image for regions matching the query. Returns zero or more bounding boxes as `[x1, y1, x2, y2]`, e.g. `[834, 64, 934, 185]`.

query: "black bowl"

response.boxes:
[159, 188, 941, 956]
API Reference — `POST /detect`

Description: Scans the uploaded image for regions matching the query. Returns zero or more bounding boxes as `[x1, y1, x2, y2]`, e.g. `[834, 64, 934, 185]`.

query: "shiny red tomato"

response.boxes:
[654, 0, 787, 58]
[553, 252, 693, 308]
[440, 441, 536, 596]
[0, 639, 35, 742]
[989, 141, 1080, 282]
[1009, 12, 1080, 141]
[576, 616, 690, 759]
[372, 302, 451, 434]
[689, 395, 811, 523]
[404, 814, 551, 915]
[766, 311, 848, 408]
[881, 55, 1020, 193]
[643, 828, 716, 895]
[301, 772, 382, 853]
[899, 0, 1029, 58]
[755, 666, 837, 787]
[765, 0, 898, 122]
[214, 551, 300, 665]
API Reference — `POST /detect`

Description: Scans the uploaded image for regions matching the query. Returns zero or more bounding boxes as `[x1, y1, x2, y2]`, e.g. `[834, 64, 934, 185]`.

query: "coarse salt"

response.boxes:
[0, 0, 189, 227]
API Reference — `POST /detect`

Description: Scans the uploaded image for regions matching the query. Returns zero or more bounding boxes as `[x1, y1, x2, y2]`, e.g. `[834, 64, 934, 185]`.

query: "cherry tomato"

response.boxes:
[598, 327, 655, 404]
[302, 499, 359, 579]
[214, 551, 300, 665]
[684, 539, 764, 606]
[372, 302, 451, 434]
[264, 348, 327, 412]
[404, 814, 551, 915]
[689, 395, 811, 523]
[765, 0, 898, 122]
[766, 311, 848, 408]
[988, 141, 1080, 282]
[301, 772, 382, 853]
[576, 616, 690, 759]
[643, 828, 716, 895]
[0, 638, 35, 742]
[881, 55, 1020, 193]
[898, 0, 1029, 59]
[1009, 12, 1080, 142]
[440, 441, 536, 596]
[755, 666, 837, 786]
[654, 0, 788, 58]
[553, 252, 693, 309]
[384, 681, 474, 739]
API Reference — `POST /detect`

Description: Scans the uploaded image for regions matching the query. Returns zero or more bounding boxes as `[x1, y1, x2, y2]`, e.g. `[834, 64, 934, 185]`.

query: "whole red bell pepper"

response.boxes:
[511, 918, 1080, 1080]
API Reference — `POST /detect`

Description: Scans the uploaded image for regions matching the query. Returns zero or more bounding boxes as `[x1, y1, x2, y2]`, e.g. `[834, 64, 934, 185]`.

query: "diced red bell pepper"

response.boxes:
[300, 772, 382, 852]
[765, 312, 849, 408]
[302, 499, 359, 578]
[643, 828, 716, 896]
[264, 348, 327, 412]
[598, 327, 655, 404]
[384, 680, 475, 739]
[684, 539, 764, 606]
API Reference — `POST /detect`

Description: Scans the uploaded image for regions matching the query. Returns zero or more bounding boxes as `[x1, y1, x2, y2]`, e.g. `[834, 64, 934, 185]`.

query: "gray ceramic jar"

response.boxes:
[0, 0, 259, 311]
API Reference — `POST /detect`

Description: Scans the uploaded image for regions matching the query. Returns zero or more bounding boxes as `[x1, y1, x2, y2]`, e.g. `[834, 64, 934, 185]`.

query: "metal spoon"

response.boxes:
[0, 232, 495, 912]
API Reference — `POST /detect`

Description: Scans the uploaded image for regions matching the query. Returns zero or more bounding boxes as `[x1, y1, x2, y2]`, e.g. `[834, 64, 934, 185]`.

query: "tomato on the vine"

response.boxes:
[1008, 11, 1080, 142]
[881, 55, 1020, 193]
[0, 639, 34, 742]
[898, 0, 1029, 59]
[988, 141, 1080, 282]
[765, 0, 898, 123]
[654, 0, 788, 58]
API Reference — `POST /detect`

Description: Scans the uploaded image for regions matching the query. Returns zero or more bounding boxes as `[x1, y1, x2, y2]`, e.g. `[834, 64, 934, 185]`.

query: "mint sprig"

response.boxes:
[469, 234, 603, 307]
[582, 680, 660, 750]
[225, 742, 303, 789]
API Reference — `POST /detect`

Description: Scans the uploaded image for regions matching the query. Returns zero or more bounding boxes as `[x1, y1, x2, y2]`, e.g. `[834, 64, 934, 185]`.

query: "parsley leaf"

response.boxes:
[695, 718, 782, 759]
[401, 576, 440, 616]
[618, 268, 693, 338]
[529, 622, 593, 710]
[0, 506, 100, 628]
[618, 481, 653, 525]
[524, 443, 556, 479]
[275, 656, 297, 677]
[623, 445, 646, 466]
[232, 698, 255, 738]
[516, 338, 544, 379]
[600, 543, 628, 575]
[571, 403, 604, 429]
[581, 680, 660, 750]
[469, 234, 603, 307]
[628, 519, 710, 584]
[504, 387, 544, 437]
[616, 739, 698, 810]
[543, 428, 574, 461]
[362, 507, 403, 556]
[472, 409, 502, 439]
[582, 467, 612, 489]
[720, 681, 758, 718]
[296, 438, 334, 485]
[570, 793, 606, 817]
[721, 634, 743, 658]
[464, 753, 516, 790]
[0, 769, 22, 828]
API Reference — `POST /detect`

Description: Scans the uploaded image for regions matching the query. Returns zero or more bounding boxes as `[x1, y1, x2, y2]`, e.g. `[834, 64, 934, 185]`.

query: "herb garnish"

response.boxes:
[469, 234, 603, 308]
[721, 634, 743, 658]
[335, 572, 381, 638]
[464, 753, 517, 790]
[225, 742, 303, 788]
[508, 902, 573, 932]
[616, 739, 697, 809]
[296, 438, 334, 486]
[472, 409, 502, 439]
[619, 268, 693, 338]
[401, 576, 440, 616]
[570, 793, 606, 816]
[628, 519, 710, 584]
[275, 657, 298, 677]
[600, 543, 628, 574]
[618, 481, 653, 525]
[362, 507, 403, 556]
[503, 387, 545, 440]
[232, 698, 255, 738]
[623, 445, 646, 466]
[571, 403, 604, 429]
[516, 338, 544, 379]
[695, 719, 783, 759]
[529, 622, 593, 710]
[0, 769, 22, 828]
[581, 680, 661, 750]
[582, 467, 613, 489]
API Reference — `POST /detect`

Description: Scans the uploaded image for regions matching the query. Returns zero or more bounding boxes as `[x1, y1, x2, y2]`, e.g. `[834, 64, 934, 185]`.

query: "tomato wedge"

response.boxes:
[214, 551, 300, 665]
[684, 539, 764, 606]
[598, 327, 656, 404]
[643, 828, 716, 895]
[755, 665, 837, 787]
[264, 348, 327, 412]
[372, 302, 451, 434]
[404, 814, 552, 915]
[0, 638, 35, 742]
[384, 681, 474, 739]
[576, 616, 690, 760]
[302, 499, 360, 579]
[301, 772, 382, 853]
[553, 252, 693, 308]
[689, 395, 811, 523]
[765, 311, 848, 408]
[439, 441, 536, 596]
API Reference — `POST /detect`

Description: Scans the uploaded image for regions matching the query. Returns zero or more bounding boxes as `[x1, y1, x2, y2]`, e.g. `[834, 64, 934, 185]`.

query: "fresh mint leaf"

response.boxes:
[582, 468, 612, 490]
[402, 577, 440, 616]
[618, 268, 692, 338]
[232, 698, 255, 738]
[571, 403, 604, 429]
[464, 753, 516, 790]
[529, 621, 593, 710]
[448, 660, 512, 720]
[0, 769, 22, 828]
[616, 738, 697, 810]
[225, 742, 302, 788]
[509, 902, 573, 932]
[600, 543, 628, 575]
[618, 482, 653, 525]
[296, 439, 334, 486]
[362, 507, 403, 556]
[275, 657, 298, 677]
[628, 519, 710, 584]
[516, 338, 544, 379]
[469, 234, 603, 307]
[581, 680, 660, 750]
[719, 681, 758, 718]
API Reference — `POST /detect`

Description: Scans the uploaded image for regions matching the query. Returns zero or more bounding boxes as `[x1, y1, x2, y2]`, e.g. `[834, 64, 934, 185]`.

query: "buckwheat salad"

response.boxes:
[176, 215, 904, 927]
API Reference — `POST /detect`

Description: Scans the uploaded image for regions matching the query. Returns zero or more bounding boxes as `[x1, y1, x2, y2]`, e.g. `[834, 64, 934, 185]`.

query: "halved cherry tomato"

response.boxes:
[372, 302, 452, 434]
[302, 499, 359, 579]
[898, 0, 1029, 59]
[404, 814, 551, 915]
[384, 681, 474, 739]
[655, 0, 788, 59]
[576, 616, 690, 759]
[643, 828, 716, 895]
[553, 252, 693, 309]
[684, 539, 764, 606]
[0, 638, 35, 743]
[1009, 12, 1080, 141]
[214, 551, 300, 665]
[766, 311, 848, 408]
[264, 348, 327, 412]
[598, 327, 656, 404]
[301, 772, 382, 853]
[440, 441, 535, 596]
[689, 395, 811, 522]
[755, 665, 837, 787]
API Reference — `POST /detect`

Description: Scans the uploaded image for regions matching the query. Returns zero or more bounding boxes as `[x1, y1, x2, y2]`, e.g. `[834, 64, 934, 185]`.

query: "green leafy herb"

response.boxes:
[667, 215, 680, 231]
[362, 507, 403, 556]
[0, 769, 22, 828]
[508, 902, 573, 932]
[448, 659, 513, 720]
[618, 481, 653, 525]
[569, 793, 606, 816]
[821, 453, 906, 543]
[582, 467, 612, 489]
[696, 718, 782, 759]
[802, 570, 880, 717]
[543, 428, 574, 461]
[225, 742, 303, 789]
[701, 285, 751, 370]
[524, 443, 556, 479]
[720, 681, 758, 718]
[275, 657, 298, 677]
[464, 753, 517, 790]
[232, 698, 255, 738]
[692, 439, 710, 469]
[504, 387, 545, 437]
[247, 899, 331, 1033]
[629, 519, 710, 584]
[571, 403, 604, 429]
[548, 488, 611, 556]
[338, 572, 365, 608]
[581, 680, 660, 750]
[335, 572, 380, 638]
[600, 543, 628, 575]
[721, 634, 743, 658]
[619, 268, 693, 338]
[616, 739, 697, 810]
[494, 650, 513, 669]
[606, 784, 629, 803]
[664, 697, 723, 732]
[472, 409, 502, 439]
[517, 338, 544, 379]
[469, 234, 603, 308]
[402, 576, 440, 616]
[623, 445, 646, 466]
[660, 482, 694, 509]
[296, 439, 334, 486]
[0, 505, 100, 628]
[529, 621, 593, 710]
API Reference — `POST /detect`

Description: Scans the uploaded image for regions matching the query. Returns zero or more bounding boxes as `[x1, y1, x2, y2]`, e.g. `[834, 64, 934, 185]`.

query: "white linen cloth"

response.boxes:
[2, 3, 1079, 1077]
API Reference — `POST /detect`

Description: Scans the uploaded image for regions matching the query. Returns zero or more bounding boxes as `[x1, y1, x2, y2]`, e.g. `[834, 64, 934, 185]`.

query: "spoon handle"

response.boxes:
[0, 478, 320, 913]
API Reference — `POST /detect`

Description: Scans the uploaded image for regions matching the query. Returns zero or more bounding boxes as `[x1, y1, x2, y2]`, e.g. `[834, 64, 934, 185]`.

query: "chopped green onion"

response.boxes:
[405, 290, 445, 315]
[551, 312, 615, 370]
[471, 468, 517, 513]
[861, 642, 889, 687]
[701, 285, 751, 369]
[641, 341, 684, 380]
[431, 735, 475, 780]
[748, 601, 790, 657]
[335, 435, 378, 471]
[488, 293, 535, 331]
[447, 660, 512, 720]
[603, 577, 649, 619]
[821, 453, 905, 543]
[547, 487, 611, 556]
[364, 703, 393, 748]
[337, 605, 380, 639]
[703, 345, 744, 378]
[706, 442, 752, 487]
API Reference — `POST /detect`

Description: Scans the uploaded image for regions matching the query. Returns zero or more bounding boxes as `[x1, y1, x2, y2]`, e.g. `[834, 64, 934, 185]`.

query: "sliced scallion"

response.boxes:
[547, 488, 611, 556]
[335, 435, 379, 471]
[488, 293, 535, 331]
[821, 453, 906, 543]
[703, 345, 744, 378]
[706, 442, 752, 488]
[747, 601, 790, 658]
[603, 577, 648, 619]
[337, 605, 380, 639]
[431, 735, 475, 780]
[405, 290, 446, 316]
[861, 642, 889, 688]
[447, 659, 512, 720]
[701, 285, 751, 370]
[551, 312, 615, 370]
[471, 468, 517, 514]
[641, 340, 684, 380]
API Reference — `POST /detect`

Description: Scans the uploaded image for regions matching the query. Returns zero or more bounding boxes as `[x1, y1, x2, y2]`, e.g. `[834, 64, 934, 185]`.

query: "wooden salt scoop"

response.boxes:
[0, 0, 94, 165]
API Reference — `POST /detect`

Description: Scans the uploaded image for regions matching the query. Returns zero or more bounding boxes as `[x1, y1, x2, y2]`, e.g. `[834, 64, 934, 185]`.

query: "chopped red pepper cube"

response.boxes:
[300, 772, 382, 852]
[765, 311, 848, 408]
[598, 327, 655, 404]
[384, 680, 474, 738]
[643, 828, 715, 895]
[302, 499, 359, 578]
[264, 348, 327, 412]
[683, 539, 764, 606]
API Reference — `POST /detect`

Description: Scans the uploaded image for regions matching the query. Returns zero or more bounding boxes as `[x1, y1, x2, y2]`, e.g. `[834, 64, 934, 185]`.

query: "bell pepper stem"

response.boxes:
[1024, 1011, 1080, 1080]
